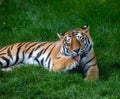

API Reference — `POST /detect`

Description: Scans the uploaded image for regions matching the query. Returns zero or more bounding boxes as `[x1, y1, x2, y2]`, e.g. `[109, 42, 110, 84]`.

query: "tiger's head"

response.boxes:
[57, 25, 93, 63]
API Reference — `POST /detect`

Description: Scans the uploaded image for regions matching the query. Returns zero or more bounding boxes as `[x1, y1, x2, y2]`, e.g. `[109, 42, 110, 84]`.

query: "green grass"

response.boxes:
[0, 0, 120, 98]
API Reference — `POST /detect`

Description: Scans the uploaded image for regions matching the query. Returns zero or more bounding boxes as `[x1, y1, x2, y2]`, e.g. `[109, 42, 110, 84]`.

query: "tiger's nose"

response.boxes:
[73, 49, 80, 53]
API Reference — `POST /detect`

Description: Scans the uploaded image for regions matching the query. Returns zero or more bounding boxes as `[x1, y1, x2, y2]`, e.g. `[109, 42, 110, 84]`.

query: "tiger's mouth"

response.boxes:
[73, 55, 81, 64]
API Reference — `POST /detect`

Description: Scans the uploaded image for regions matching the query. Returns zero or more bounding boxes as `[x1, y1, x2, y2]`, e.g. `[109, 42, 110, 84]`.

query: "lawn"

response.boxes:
[0, 0, 120, 98]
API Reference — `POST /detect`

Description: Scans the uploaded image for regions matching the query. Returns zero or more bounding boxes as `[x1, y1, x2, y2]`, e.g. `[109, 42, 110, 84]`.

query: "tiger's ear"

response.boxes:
[57, 33, 64, 39]
[82, 25, 89, 33]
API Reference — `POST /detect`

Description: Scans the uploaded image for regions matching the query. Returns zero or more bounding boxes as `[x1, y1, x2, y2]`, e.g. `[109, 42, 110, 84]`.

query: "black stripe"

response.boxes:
[21, 51, 25, 63]
[36, 49, 44, 59]
[85, 39, 88, 48]
[48, 58, 51, 70]
[18, 42, 26, 47]
[34, 49, 44, 64]
[63, 46, 66, 52]
[89, 63, 97, 67]
[14, 43, 26, 64]
[45, 45, 56, 61]
[88, 44, 92, 52]
[0, 53, 6, 56]
[84, 37, 89, 48]
[83, 56, 95, 67]
[66, 47, 69, 53]
[7, 47, 13, 60]
[35, 58, 40, 64]
[41, 58, 44, 65]
[0, 47, 8, 52]
[86, 36, 90, 44]
[84, 63, 97, 74]
[14, 47, 21, 64]
[24, 42, 33, 48]
[28, 48, 35, 58]
[35, 42, 47, 51]
[17, 43, 23, 47]
[42, 43, 53, 54]
[25, 43, 38, 52]
[11, 44, 14, 50]
[1, 56, 9, 67]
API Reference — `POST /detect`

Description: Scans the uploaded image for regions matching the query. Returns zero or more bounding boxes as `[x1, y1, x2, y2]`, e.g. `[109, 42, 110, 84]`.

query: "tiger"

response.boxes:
[0, 25, 99, 80]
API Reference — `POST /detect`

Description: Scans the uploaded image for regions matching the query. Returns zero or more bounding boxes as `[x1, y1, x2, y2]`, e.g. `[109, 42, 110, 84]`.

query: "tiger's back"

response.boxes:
[0, 42, 59, 70]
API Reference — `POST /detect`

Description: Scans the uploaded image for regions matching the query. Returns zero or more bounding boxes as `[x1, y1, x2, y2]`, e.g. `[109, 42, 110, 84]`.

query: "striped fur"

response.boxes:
[0, 25, 99, 80]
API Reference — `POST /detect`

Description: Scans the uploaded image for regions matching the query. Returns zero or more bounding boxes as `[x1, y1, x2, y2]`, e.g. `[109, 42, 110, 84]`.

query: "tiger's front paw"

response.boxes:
[64, 61, 79, 72]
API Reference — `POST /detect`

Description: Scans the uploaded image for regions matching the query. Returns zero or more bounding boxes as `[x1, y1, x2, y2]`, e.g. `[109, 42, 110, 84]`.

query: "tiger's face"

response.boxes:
[58, 25, 93, 63]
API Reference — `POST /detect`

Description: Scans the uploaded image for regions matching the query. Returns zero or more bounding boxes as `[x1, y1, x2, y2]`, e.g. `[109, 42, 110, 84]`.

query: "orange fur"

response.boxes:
[0, 25, 99, 80]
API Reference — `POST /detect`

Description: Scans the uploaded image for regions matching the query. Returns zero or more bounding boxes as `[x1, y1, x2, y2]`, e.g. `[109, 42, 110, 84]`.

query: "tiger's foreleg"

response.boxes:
[52, 57, 78, 72]
[84, 65, 99, 81]
[82, 49, 99, 81]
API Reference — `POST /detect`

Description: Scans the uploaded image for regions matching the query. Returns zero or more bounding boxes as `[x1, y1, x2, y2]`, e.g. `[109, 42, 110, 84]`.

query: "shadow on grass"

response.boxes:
[111, 62, 120, 70]
[0, 60, 119, 82]
[99, 61, 120, 81]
